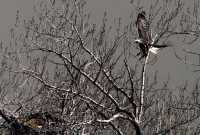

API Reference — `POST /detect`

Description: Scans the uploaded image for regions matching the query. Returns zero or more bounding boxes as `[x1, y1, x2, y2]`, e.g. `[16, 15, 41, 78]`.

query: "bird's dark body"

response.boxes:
[135, 11, 151, 58]
[138, 43, 148, 58]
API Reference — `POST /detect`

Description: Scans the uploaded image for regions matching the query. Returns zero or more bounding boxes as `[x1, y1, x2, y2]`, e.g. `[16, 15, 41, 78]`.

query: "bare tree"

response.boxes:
[0, 0, 200, 135]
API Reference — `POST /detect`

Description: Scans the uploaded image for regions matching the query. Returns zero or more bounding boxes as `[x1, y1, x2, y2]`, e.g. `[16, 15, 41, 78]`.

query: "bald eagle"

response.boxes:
[135, 11, 168, 58]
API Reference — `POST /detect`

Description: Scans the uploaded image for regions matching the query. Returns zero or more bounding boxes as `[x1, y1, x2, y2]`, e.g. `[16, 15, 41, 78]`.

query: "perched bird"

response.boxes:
[136, 11, 152, 44]
[135, 11, 151, 58]
[135, 11, 168, 59]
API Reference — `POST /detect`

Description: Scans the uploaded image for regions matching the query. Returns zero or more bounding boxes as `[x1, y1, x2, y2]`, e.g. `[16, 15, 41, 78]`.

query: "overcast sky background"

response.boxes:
[0, 0, 198, 90]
